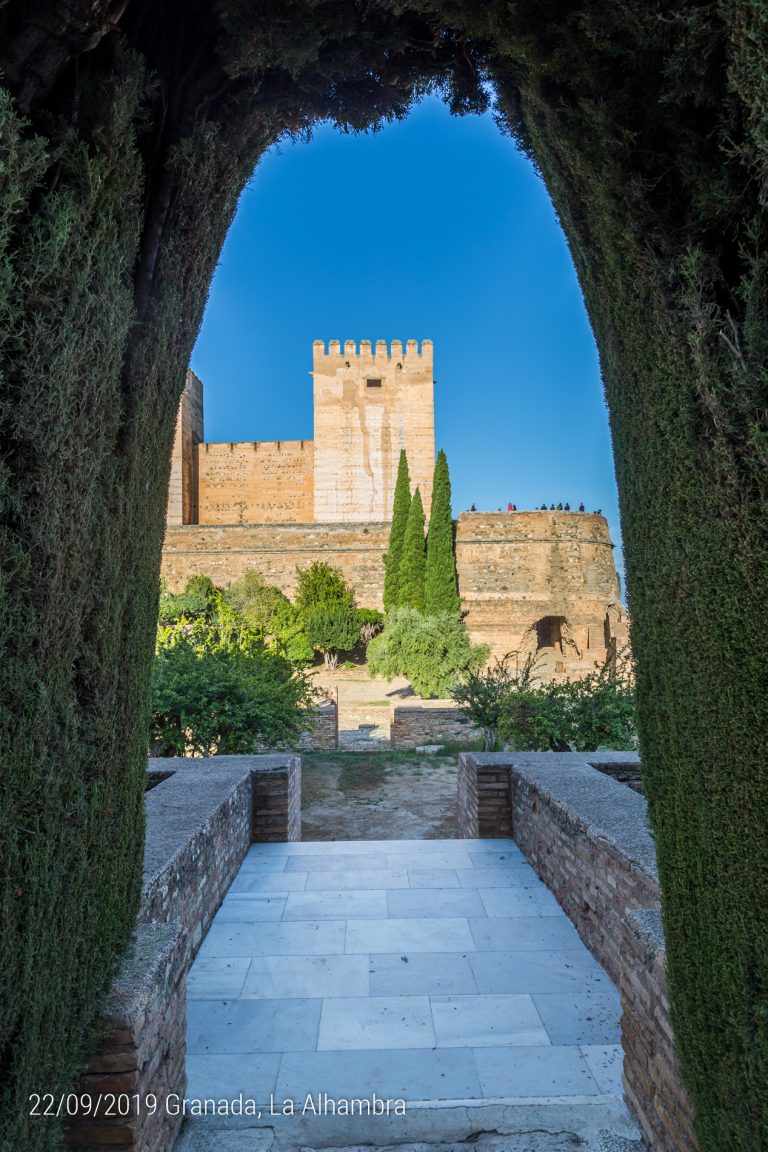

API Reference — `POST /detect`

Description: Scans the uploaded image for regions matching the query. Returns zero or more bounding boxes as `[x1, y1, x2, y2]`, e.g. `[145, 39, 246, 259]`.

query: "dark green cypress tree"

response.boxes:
[383, 449, 411, 610]
[397, 486, 426, 611]
[425, 449, 460, 616]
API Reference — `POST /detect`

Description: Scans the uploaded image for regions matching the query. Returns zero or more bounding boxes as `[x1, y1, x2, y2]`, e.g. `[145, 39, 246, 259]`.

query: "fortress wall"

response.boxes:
[456, 511, 625, 666]
[161, 522, 389, 607]
[167, 370, 203, 525]
[161, 511, 626, 679]
[197, 440, 313, 524]
[312, 339, 435, 522]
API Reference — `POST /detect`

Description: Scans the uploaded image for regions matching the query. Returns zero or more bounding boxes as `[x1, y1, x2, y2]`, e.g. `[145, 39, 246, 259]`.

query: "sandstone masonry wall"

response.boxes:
[197, 439, 313, 524]
[162, 521, 389, 607]
[312, 338, 435, 522]
[390, 705, 478, 749]
[455, 511, 628, 665]
[167, 370, 203, 525]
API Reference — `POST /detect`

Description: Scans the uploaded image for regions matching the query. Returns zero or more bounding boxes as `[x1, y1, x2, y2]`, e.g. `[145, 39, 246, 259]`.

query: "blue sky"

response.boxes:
[192, 95, 623, 574]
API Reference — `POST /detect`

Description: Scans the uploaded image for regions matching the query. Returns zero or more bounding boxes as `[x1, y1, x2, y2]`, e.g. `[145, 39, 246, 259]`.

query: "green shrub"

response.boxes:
[452, 654, 536, 750]
[220, 569, 313, 665]
[304, 603, 361, 668]
[367, 607, 489, 697]
[158, 575, 220, 623]
[151, 623, 313, 755]
[295, 560, 356, 615]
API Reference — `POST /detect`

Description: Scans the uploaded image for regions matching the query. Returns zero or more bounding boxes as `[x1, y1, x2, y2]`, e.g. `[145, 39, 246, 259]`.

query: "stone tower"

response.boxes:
[311, 339, 435, 522]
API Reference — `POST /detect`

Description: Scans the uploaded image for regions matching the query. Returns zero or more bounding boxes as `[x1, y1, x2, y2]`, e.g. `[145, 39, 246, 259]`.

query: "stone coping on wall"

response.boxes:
[469, 750, 655, 884]
[458, 751, 697, 1152]
[66, 756, 300, 1152]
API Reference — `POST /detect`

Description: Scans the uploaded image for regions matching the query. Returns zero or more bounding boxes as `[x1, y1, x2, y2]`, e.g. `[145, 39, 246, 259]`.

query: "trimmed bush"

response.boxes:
[304, 603, 361, 668]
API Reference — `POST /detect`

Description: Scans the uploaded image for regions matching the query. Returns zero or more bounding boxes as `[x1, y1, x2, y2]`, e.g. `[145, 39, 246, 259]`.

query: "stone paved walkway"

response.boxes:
[179, 839, 641, 1151]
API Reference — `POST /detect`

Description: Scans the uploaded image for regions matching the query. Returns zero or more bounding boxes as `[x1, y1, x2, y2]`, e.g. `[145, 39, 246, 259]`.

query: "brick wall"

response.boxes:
[65, 923, 186, 1152]
[457, 754, 511, 837]
[299, 699, 338, 751]
[390, 705, 478, 749]
[66, 756, 300, 1152]
[458, 752, 697, 1152]
[251, 755, 302, 841]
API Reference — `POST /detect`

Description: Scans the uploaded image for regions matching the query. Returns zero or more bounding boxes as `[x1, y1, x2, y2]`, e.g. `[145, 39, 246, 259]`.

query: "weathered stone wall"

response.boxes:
[167, 369, 203, 526]
[390, 704, 478, 749]
[456, 511, 628, 669]
[457, 752, 697, 1152]
[162, 521, 389, 606]
[312, 338, 435, 521]
[197, 439, 314, 524]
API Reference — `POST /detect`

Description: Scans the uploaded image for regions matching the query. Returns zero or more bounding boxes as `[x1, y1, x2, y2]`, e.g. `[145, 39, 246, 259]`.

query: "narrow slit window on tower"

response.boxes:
[366, 378, 382, 388]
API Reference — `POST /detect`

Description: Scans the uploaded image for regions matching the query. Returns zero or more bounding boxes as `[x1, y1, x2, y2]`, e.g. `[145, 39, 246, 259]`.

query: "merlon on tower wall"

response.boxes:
[312, 339, 435, 522]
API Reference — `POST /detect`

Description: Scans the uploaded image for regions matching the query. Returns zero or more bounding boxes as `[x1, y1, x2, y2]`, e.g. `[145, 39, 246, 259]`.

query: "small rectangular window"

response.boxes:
[366, 378, 382, 388]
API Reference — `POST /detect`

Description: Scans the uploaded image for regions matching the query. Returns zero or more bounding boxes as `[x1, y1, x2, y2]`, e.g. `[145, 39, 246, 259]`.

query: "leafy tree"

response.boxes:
[367, 607, 489, 697]
[425, 449, 460, 616]
[397, 487, 426, 610]
[383, 448, 411, 609]
[305, 603, 361, 668]
[223, 569, 291, 635]
[295, 561, 356, 616]
[151, 626, 313, 756]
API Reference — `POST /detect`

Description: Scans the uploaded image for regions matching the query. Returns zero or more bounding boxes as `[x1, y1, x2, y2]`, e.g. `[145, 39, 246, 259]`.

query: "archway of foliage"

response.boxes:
[0, 3, 766, 1149]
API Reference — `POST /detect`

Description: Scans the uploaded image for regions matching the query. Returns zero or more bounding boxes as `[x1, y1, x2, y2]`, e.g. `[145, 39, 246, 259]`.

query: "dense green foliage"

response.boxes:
[158, 575, 218, 623]
[367, 607, 488, 697]
[2, 2, 768, 1147]
[151, 621, 312, 755]
[383, 448, 412, 609]
[304, 604, 361, 668]
[295, 561, 355, 615]
[294, 561, 361, 666]
[425, 449, 460, 616]
[397, 487, 426, 610]
[221, 570, 313, 665]
[454, 654, 635, 753]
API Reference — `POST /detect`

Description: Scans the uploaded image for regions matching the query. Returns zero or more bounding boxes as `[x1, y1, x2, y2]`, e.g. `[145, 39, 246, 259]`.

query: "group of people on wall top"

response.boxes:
[467, 501, 601, 514]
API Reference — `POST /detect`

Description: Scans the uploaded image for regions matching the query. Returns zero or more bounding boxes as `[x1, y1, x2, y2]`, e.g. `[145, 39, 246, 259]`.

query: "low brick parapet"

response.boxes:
[299, 698, 338, 750]
[65, 923, 187, 1152]
[391, 705, 478, 749]
[67, 755, 301, 1152]
[458, 751, 697, 1152]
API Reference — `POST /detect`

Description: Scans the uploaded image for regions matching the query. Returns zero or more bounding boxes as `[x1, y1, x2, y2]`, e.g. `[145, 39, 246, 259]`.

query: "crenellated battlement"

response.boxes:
[313, 338, 433, 365]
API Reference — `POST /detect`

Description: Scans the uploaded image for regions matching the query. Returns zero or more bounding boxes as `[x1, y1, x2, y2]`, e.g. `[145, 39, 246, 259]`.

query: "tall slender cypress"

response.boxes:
[425, 449, 460, 616]
[397, 486, 426, 611]
[383, 449, 411, 609]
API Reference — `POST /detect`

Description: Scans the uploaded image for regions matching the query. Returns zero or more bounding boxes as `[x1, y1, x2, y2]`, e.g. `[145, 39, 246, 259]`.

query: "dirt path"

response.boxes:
[300, 749, 466, 841]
